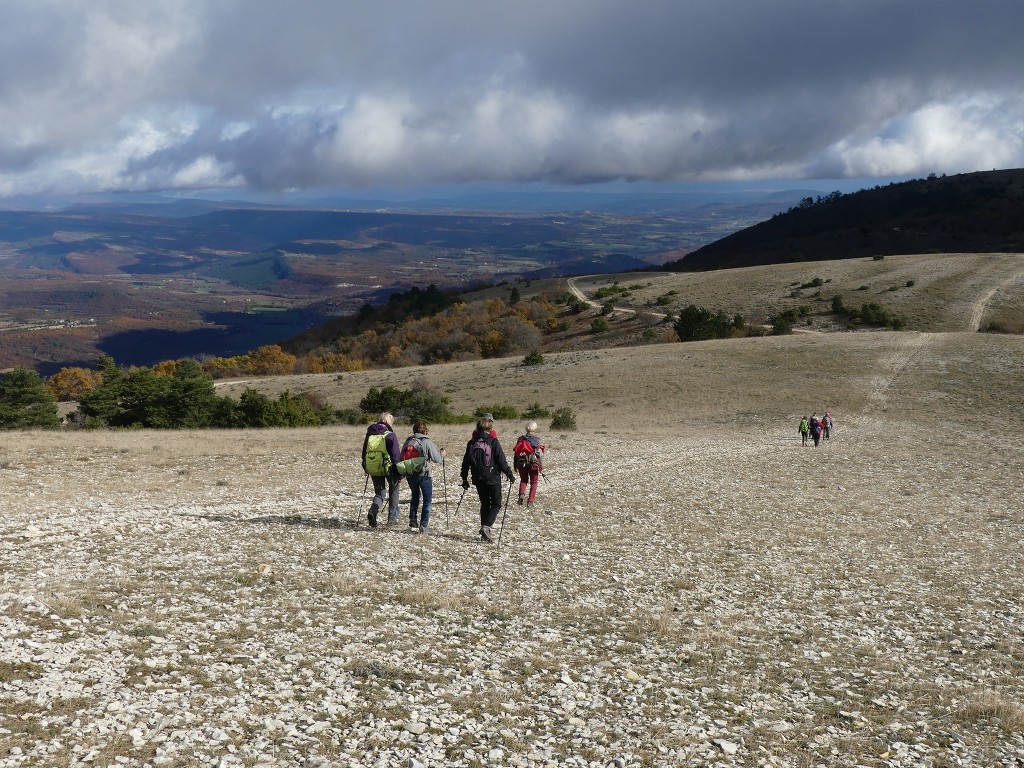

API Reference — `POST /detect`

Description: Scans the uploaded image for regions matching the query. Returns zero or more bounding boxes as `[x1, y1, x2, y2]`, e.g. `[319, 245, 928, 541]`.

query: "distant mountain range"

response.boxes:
[0, 188, 803, 373]
[3, 169, 1022, 374]
[665, 169, 1024, 271]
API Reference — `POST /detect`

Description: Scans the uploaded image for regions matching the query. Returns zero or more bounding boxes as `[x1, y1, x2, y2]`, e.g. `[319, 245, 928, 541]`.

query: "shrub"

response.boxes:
[523, 403, 550, 419]
[591, 317, 609, 333]
[594, 283, 624, 299]
[600, 301, 615, 316]
[522, 350, 544, 366]
[550, 407, 577, 431]
[872, 254, 885, 261]
[674, 305, 734, 341]
[475, 405, 519, 420]
[772, 315, 794, 335]
[567, 296, 589, 313]
[359, 383, 453, 422]
[335, 408, 366, 425]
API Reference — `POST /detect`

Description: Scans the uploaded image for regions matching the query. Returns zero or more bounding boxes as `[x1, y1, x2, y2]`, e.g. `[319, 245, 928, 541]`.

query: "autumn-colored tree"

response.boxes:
[153, 360, 177, 378]
[46, 366, 104, 402]
[245, 345, 298, 376]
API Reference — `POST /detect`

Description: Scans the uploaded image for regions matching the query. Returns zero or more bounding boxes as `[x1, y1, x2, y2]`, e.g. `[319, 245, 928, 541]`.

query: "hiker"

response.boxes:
[362, 412, 402, 528]
[475, 412, 499, 439]
[823, 410, 834, 440]
[513, 421, 545, 509]
[460, 416, 515, 542]
[400, 420, 446, 534]
[798, 416, 810, 446]
[809, 413, 823, 447]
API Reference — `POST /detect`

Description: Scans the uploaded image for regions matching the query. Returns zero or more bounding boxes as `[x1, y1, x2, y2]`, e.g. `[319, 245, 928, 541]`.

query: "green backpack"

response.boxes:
[363, 433, 392, 477]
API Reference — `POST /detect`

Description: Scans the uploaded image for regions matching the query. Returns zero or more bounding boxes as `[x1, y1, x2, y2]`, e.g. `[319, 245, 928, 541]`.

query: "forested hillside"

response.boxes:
[665, 169, 1024, 271]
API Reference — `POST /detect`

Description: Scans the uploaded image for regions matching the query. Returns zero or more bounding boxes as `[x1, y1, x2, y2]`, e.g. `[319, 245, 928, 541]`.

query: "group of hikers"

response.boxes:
[360, 413, 545, 542]
[798, 410, 835, 447]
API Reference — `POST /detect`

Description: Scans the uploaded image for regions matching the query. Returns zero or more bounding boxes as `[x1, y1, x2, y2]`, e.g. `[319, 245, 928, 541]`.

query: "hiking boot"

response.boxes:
[387, 518, 402, 528]
[367, 504, 379, 528]
[418, 525, 427, 535]
[527, 502, 535, 511]
[517, 494, 525, 506]
[480, 526, 494, 542]
[408, 520, 419, 531]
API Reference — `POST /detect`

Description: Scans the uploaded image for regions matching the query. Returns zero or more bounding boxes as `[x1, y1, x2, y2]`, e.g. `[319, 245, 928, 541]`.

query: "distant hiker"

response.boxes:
[798, 416, 810, 446]
[460, 416, 515, 542]
[809, 413, 823, 447]
[362, 412, 403, 527]
[399, 420, 446, 534]
[823, 410, 834, 440]
[513, 421, 545, 510]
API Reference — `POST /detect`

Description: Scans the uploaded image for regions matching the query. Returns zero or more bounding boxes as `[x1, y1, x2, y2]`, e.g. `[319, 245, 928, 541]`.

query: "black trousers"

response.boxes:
[475, 481, 503, 526]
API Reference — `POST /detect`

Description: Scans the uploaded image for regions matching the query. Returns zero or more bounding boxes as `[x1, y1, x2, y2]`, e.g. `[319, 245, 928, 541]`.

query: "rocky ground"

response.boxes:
[2, 330, 1023, 767]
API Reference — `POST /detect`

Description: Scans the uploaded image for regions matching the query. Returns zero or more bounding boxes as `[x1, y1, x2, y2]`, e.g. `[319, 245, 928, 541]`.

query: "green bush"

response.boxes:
[475, 405, 519, 420]
[567, 296, 589, 313]
[359, 384, 453, 422]
[591, 317, 610, 333]
[674, 305, 735, 341]
[550, 407, 577, 431]
[772, 315, 794, 335]
[523, 403, 551, 419]
[594, 283, 624, 299]
[522, 350, 544, 366]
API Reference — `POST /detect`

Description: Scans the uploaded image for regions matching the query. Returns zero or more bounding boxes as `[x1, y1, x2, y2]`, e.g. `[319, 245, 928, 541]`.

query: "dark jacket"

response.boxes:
[362, 422, 401, 474]
[461, 429, 514, 486]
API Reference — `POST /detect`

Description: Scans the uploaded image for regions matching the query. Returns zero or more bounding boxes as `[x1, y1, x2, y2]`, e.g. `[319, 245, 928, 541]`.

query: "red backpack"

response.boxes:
[513, 436, 540, 470]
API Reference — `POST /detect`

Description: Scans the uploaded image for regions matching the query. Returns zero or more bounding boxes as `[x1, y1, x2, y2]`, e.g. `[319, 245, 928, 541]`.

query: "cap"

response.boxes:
[482, 412, 494, 421]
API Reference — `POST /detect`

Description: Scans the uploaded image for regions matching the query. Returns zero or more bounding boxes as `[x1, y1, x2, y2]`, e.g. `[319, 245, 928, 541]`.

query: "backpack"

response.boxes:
[468, 434, 495, 481]
[513, 436, 539, 470]
[396, 437, 427, 476]
[363, 432, 392, 477]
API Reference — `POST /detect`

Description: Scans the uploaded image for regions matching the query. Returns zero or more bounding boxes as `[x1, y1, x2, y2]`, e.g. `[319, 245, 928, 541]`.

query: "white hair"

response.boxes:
[379, 412, 394, 427]
[526, 421, 538, 432]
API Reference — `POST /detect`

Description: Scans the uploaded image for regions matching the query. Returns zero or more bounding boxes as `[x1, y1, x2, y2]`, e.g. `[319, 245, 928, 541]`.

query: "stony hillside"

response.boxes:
[2, 326, 1023, 767]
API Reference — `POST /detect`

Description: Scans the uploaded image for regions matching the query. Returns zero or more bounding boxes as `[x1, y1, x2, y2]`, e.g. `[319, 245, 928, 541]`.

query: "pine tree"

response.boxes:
[0, 368, 60, 429]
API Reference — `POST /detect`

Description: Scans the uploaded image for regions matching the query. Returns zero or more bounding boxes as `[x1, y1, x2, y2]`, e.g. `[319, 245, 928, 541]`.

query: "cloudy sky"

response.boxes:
[1, 0, 1022, 198]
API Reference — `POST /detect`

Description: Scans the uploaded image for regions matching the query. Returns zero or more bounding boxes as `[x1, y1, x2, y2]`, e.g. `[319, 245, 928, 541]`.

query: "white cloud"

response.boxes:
[0, 0, 1023, 196]
[825, 94, 1024, 177]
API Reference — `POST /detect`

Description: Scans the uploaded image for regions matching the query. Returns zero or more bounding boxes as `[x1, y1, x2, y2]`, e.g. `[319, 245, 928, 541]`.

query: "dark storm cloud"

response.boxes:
[1, 0, 1022, 196]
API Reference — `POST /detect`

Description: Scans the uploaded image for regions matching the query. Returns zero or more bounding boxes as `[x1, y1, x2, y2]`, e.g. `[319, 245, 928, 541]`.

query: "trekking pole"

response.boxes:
[359, 474, 370, 522]
[451, 486, 467, 527]
[442, 458, 449, 528]
[497, 476, 514, 549]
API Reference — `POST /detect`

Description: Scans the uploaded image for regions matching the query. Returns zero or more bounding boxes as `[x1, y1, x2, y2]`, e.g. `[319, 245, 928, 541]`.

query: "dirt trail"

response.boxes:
[855, 332, 934, 421]
[967, 267, 1024, 331]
